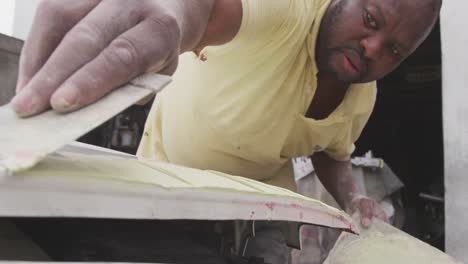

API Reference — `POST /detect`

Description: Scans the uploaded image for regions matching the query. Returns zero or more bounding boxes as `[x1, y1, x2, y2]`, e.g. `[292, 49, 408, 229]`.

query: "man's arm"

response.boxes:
[311, 152, 387, 228]
[12, 0, 242, 117]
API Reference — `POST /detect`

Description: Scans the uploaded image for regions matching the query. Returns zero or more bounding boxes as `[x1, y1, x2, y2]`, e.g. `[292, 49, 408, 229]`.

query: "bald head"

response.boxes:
[316, 0, 442, 83]
[399, 0, 441, 49]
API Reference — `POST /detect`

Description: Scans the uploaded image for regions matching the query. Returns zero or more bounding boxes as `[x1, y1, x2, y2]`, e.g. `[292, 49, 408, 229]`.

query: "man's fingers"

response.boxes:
[351, 197, 389, 228]
[51, 20, 178, 112]
[376, 208, 388, 223]
[12, 0, 181, 116]
[358, 199, 375, 228]
[16, 0, 100, 93]
[361, 218, 372, 228]
[12, 1, 142, 117]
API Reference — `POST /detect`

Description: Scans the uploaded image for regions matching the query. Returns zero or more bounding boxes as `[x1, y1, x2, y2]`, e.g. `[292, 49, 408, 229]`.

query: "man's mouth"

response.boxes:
[325, 47, 368, 82]
[344, 54, 361, 73]
[341, 48, 366, 76]
[339, 53, 361, 79]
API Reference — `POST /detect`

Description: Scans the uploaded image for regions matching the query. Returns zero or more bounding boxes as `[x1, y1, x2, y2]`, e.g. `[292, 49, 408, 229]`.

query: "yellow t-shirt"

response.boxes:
[137, 0, 377, 190]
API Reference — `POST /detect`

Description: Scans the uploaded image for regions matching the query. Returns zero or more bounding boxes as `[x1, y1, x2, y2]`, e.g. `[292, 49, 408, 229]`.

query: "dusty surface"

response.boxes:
[325, 219, 461, 264]
[292, 173, 341, 264]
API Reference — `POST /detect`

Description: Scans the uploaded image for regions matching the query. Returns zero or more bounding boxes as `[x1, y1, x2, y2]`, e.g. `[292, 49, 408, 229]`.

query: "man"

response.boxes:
[11, 0, 441, 262]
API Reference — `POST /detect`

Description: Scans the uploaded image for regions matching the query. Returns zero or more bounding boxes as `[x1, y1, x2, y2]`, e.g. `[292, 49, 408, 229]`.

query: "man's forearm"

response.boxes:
[311, 152, 358, 210]
[169, 0, 216, 53]
[171, 0, 242, 53]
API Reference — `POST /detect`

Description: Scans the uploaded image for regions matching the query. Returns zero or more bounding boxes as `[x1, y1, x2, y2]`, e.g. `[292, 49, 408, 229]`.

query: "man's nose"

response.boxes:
[360, 34, 385, 60]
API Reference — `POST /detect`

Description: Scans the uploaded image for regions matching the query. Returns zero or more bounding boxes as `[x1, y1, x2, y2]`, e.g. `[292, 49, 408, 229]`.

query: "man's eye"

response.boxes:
[365, 11, 378, 29]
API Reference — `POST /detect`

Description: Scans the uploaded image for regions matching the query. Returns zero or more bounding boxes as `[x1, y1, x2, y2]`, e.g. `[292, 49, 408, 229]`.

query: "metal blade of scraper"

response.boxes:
[0, 73, 171, 175]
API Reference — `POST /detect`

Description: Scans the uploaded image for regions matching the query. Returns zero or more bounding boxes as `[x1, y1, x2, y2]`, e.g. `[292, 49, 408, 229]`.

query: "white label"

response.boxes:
[293, 157, 314, 181]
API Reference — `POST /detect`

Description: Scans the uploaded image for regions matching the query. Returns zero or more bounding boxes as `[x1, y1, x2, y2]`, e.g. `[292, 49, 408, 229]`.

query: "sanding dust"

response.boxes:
[325, 218, 461, 264]
[330, 233, 455, 263]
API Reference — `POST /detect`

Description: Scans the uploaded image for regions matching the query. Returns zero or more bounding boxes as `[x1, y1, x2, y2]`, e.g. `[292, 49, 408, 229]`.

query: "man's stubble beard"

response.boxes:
[317, 0, 368, 83]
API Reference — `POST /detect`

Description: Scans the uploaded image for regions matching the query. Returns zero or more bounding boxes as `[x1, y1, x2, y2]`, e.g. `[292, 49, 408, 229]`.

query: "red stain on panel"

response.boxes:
[290, 203, 304, 209]
[265, 202, 275, 211]
[14, 151, 35, 159]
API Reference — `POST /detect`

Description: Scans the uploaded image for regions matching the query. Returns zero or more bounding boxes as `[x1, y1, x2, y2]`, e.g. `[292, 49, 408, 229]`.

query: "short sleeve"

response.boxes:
[324, 83, 377, 161]
[232, 0, 317, 44]
[324, 114, 369, 161]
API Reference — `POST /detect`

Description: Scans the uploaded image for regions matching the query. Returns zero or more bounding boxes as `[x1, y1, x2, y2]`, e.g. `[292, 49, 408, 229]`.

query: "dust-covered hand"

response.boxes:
[348, 195, 388, 229]
[11, 0, 215, 117]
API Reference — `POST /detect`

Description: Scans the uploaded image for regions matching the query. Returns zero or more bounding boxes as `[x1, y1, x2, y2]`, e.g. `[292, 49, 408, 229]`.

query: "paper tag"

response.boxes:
[293, 157, 314, 181]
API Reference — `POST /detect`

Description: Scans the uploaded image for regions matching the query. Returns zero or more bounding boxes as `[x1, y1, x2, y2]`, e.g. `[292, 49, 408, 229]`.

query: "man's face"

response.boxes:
[316, 0, 439, 83]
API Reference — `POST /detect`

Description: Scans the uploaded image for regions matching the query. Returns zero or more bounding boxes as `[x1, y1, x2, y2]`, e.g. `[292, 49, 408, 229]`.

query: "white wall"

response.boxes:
[13, 0, 41, 40]
[441, 1, 468, 262]
[0, 0, 16, 35]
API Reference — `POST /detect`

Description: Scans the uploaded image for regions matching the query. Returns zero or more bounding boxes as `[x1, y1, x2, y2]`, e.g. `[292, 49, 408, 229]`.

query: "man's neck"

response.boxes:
[306, 72, 350, 120]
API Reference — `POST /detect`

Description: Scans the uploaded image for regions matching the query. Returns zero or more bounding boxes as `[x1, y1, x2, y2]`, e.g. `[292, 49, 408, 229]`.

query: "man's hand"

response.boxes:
[348, 195, 388, 229]
[311, 153, 389, 229]
[11, 0, 216, 117]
